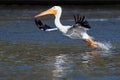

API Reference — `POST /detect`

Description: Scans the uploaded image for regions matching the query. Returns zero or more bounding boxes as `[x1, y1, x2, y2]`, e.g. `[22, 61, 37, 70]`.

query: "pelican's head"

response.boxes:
[34, 6, 62, 18]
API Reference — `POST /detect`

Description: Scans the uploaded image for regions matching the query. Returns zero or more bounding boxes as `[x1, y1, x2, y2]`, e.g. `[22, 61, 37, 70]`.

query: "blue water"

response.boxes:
[0, 5, 120, 80]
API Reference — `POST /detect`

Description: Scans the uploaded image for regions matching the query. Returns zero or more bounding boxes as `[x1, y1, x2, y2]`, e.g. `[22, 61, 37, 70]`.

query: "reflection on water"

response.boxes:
[0, 5, 120, 80]
[53, 54, 71, 77]
[0, 42, 120, 80]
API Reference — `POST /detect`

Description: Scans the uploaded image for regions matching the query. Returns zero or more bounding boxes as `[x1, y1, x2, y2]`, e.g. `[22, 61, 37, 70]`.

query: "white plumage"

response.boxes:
[34, 6, 99, 48]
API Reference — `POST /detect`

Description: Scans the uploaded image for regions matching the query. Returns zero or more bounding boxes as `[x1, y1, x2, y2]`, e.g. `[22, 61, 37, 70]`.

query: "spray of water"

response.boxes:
[95, 41, 112, 50]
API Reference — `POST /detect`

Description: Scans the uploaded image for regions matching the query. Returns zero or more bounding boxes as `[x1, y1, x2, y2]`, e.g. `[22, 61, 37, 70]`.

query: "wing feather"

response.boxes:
[34, 18, 52, 31]
[73, 14, 91, 29]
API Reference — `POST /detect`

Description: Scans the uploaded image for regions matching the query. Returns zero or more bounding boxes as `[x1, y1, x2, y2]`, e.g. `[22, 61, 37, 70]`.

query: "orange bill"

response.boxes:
[34, 8, 57, 18]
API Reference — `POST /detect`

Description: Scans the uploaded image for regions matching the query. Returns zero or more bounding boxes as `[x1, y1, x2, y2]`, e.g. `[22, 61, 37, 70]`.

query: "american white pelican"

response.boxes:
[34, 6, 99, 48]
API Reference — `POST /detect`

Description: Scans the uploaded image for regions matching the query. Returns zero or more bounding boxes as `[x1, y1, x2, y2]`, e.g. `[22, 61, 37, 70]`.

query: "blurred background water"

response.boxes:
[0, 5, 120, 80]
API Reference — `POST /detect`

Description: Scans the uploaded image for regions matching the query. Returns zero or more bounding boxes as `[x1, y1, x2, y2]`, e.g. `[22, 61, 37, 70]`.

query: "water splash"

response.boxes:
[95, 41, 112, 50]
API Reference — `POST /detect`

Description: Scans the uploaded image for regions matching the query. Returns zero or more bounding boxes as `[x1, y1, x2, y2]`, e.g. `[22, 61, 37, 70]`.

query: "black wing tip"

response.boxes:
[34, 18, 43, 24]
[34, 18, 52, 31]
[73, 14, 91, 29]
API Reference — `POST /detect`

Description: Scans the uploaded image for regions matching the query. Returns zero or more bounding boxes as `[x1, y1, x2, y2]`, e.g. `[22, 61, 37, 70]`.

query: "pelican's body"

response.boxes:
[66, 26, 89, 40]
[35, 6, 99, 47]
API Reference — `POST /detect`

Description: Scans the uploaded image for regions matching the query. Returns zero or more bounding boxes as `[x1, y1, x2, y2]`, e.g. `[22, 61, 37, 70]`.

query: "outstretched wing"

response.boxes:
[34, 18, 52, 31]
[73, 14, 91, 29]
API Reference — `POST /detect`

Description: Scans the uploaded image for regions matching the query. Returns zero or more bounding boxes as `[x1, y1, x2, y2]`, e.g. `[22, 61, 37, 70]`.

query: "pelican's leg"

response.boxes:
[84, 38, 98, 47]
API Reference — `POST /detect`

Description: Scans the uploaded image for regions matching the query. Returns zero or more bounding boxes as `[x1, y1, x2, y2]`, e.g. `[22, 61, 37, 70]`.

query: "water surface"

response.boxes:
[0, 5, 120, 80]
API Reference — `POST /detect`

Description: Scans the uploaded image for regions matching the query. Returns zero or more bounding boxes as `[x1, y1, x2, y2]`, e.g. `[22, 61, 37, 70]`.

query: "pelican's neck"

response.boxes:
[55, 13, 63, 28]
[54, 8, 68, 33]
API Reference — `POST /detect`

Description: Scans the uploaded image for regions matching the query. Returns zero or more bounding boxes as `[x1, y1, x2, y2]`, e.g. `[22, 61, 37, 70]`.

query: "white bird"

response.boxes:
[34, 6, 99, 47]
